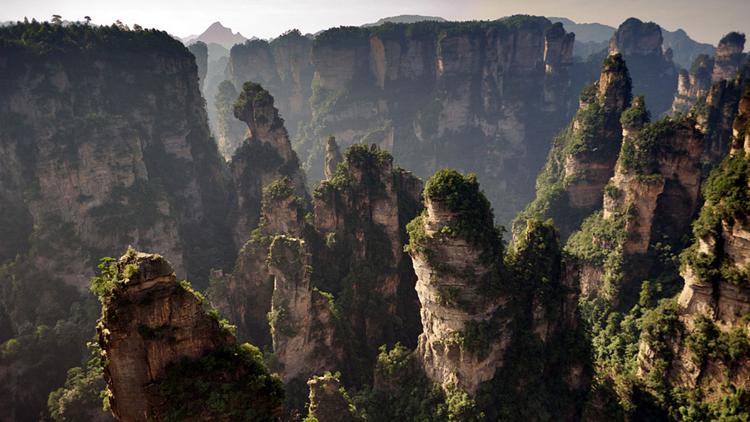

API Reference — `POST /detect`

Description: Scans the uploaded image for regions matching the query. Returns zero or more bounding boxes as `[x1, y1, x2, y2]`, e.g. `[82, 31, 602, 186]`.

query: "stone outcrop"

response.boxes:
[213, 143, 422, 401]
[214, 175, 307, 347]
[635, 86, 750, 409]
[516, 54, 632, 240]
[0, 24, 236, 291]
[671, 54, 714, 114]
[268, 237, 342, 383]
[679, 90, 750, 328]
[324, 136, 343, 180]
[213, 80, 247, 159]
[312, 145, 423, 361]
[697, 60, 750, 164]
[306, 373, 360, 422]
[226, 30, 313, 141]
[187, 41, 208, 90]
[712, 32, 746, 82]
[97, 249, 283, 421]
[229, 81, 307, 248]
[608, 18, 677, 115]
[407, 170, 585, 416]
[407, 170, 507, 394]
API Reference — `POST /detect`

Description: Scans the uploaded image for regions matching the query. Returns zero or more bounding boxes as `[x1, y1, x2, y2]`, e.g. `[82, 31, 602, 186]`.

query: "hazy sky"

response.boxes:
[2, 0, 748, 45]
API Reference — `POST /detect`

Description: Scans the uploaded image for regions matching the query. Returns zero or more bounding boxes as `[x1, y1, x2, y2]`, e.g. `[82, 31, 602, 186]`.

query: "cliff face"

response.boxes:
[406, 170, 586, 418]
[0, 24, 238, 418]
[211, 142, 423, 405]
[229, 82, 307, 248]
[407, 172, 506, 393]
[671, 54, 714, 114]
[608, 18, 677, 115]
[96, 249, 283, 421]
[698, 61, 750, 165]
[226, 30, 313, 144]
[712, 32, 746, 82]
[213, 80, 247, 159]
[0, 24, 235, 291]
[287, 16, 576, 225]
[516, 54, 632, 240]
[309, 144, 424, 379]
[584, 99, 704, 305]
[305, 373, 360, 422]
[212, 174, 307, 349]
[267, 237, 342, 383]
[187, 41, 208, 90]
[637, 91, 750, 410]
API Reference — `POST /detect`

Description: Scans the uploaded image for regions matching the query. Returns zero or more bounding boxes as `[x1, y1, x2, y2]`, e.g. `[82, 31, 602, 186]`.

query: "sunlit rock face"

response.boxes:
[712, 32, 746, 83]
[97, 250, 284, 422]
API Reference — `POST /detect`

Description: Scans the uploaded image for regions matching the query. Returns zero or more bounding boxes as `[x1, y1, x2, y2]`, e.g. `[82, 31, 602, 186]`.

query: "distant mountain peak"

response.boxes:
[182, 21, 247, 48]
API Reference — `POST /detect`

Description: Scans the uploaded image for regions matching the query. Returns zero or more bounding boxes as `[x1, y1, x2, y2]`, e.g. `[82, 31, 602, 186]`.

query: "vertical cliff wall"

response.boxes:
[281, 16, 576, 225]
[0, 23, 237, 418]
[0, 24, 235, 290]
[406, 169, 586, 418]
[226, 30, 313, 145]
[636, 90, 750, 415]
[516, 54, 632, 240]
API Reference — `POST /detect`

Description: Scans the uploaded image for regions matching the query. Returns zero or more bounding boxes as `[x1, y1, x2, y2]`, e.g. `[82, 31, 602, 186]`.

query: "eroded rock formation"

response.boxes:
[637, 91, 750, 408]
[97, 249, 283, 421]
[267, 237, 342, 383]
[712, 32, 746, 82]
[407, 170, 506, 393]
[608, 17, 677, 115]
[671, 54, 714, 114]
[229, 82, 307, 248]
[516, 53, 632, 240]
[226, 30, 313, 141]
[289, 16, 577, 225]
[324, 136, 343, 180]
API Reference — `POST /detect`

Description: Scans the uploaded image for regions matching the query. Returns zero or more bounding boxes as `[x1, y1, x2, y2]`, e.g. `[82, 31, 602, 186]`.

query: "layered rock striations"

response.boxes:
[288, 16, 577, 225]
[406, 170, 586, 418]
[212, 141, 423, 404]
[0, 23, 236, 418]
[406, 170, 507, 393]
[697, 58, 750, 165]
[310, 144, 423, 362]
[608, 18, 677, 115]
[0, 24, 235, 290]
[95, 249, 283, 421]
[636, 91, 750, 413]
[516, 54, 632, 240]
[568, 96, 704, 305]
[267, 237, 342, 383]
